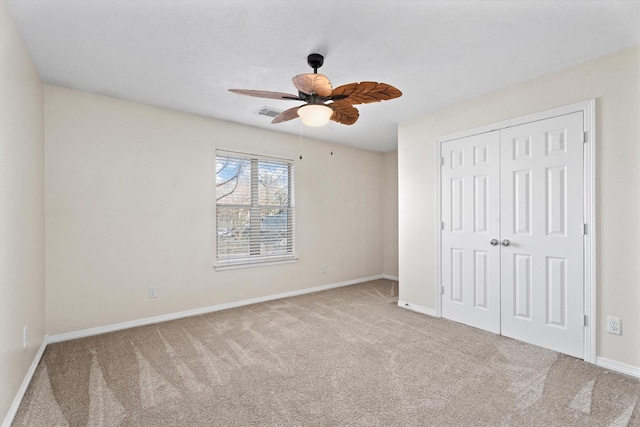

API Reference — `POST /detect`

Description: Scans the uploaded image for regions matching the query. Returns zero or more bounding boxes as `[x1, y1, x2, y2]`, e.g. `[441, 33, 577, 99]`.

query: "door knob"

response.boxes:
[501, 239, 510, 247]
[490, 239, 499, 246]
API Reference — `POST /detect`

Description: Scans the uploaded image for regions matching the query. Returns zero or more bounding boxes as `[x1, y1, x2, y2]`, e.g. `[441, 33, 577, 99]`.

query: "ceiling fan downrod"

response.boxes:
[307, 53, 324, 74]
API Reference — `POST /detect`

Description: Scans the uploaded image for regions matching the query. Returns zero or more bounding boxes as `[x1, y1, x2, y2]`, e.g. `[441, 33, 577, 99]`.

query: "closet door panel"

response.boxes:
[499, 112, 584, 358]
[441, 131, 501, 334]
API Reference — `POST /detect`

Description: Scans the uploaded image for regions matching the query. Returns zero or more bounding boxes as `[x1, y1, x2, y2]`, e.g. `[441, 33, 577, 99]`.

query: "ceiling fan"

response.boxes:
[228, 53, 402, 127]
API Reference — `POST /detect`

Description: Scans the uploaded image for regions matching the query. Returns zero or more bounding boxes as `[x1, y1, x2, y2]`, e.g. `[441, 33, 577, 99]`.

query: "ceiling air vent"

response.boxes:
[256, 106, 282, 118]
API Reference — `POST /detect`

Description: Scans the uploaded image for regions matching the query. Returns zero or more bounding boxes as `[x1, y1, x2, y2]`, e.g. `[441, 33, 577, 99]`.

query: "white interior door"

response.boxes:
[500, 112, 584, 358]
[441, 131, 501, 334]
[440, 112, 585, 359]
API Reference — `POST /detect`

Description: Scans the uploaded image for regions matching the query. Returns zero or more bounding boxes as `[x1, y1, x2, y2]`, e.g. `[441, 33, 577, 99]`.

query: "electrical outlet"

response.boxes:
[149, 286, 157, 299]
[23, 325, 28, 349]
[321, 264, 327, 273]
[607, 316, 621, 335]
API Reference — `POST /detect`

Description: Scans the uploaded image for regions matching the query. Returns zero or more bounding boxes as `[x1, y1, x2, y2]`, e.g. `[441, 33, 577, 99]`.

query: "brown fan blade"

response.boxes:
[330, 82, 402, 105]
[271, 106, 303, 124]
[329, 100, 359, 125]
[228, 89, 302, 100]
[292, 73, 333, 97]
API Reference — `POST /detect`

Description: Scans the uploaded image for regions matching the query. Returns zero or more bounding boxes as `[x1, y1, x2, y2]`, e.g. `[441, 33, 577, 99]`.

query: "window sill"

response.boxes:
[214, 256, 298, 271]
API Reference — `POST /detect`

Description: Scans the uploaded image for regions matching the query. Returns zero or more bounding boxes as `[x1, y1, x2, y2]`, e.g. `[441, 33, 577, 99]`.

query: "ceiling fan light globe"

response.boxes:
[297, 104, 332, 127]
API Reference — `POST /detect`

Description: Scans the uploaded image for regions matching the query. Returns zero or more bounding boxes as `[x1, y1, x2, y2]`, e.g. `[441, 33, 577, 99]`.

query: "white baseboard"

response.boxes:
[48, 275, 384, 344]
[382, 274, 399, 281]
[596, 357, 640, 379]
[2, 337, 48, 427]
[397, 300, 437, 317]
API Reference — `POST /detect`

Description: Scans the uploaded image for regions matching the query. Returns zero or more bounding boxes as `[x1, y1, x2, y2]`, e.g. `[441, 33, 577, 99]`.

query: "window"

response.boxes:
[215, 151, 295, 269]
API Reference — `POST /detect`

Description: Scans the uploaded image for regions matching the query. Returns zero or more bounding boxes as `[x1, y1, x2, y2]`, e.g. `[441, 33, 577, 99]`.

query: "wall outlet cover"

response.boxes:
[607, 316, 621, 335]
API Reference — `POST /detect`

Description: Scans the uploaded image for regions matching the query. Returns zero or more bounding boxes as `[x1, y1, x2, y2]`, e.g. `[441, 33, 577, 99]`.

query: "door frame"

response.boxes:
[435, 99, 596, 363]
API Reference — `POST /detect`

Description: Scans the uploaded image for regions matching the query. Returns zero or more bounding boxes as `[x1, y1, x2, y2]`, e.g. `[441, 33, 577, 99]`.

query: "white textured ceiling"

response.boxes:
[6, 1, 640, 152]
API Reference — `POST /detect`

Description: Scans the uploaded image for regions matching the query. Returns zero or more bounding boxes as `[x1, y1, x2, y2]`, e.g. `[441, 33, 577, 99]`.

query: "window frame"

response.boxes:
[214, 150, 296, 270]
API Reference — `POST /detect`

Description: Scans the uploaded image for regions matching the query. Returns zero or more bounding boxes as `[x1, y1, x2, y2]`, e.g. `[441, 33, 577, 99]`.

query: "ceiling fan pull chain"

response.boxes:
[330, 125, 334, 156]
[299, 122, 303, 160]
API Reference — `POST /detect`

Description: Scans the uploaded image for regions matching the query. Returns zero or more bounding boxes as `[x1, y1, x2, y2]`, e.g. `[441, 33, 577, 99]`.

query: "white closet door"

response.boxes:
[499, 112, 584, 358]
[441, 131, 501, 334]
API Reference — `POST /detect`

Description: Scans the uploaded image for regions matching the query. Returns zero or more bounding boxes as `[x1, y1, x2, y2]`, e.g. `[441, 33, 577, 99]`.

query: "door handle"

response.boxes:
[490, 239, 499, 246]
[501, 239, 510, 247]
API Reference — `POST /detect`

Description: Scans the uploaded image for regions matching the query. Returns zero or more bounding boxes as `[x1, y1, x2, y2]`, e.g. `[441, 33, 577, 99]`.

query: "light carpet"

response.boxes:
[13, 279, 640, 426]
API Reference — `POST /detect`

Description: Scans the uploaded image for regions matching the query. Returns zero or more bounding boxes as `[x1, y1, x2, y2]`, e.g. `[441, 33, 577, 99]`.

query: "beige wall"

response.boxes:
[0, 0, 45, 422]
[382, 151, 398, 278]
[44, 85, 386, 335]
[398, 46, 640, 368]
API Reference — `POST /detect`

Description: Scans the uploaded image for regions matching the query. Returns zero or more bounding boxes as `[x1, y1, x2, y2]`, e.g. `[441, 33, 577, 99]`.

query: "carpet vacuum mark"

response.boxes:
[13, 280, 640, 426]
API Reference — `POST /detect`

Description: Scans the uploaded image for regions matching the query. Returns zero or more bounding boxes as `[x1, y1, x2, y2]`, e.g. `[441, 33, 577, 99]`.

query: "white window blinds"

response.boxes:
[215, 151, 295, 267]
